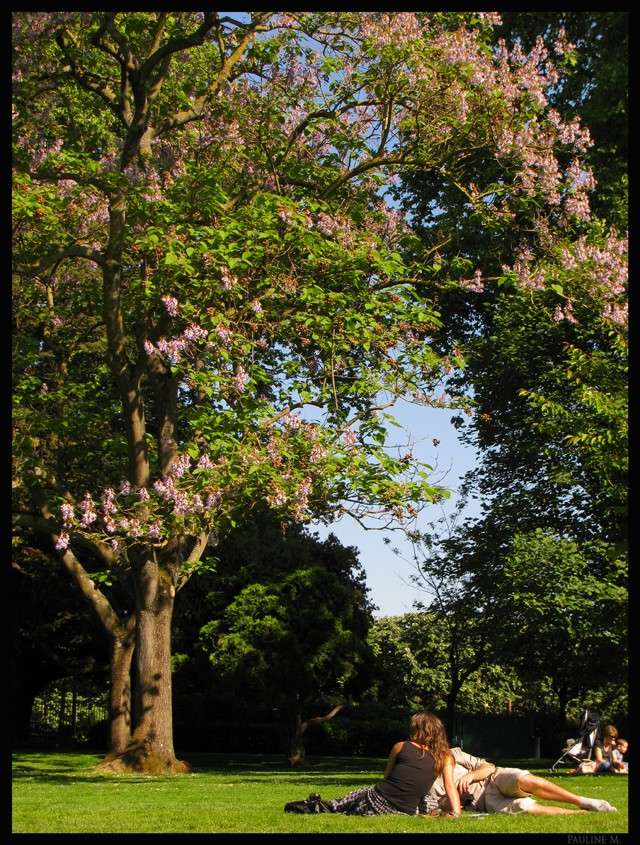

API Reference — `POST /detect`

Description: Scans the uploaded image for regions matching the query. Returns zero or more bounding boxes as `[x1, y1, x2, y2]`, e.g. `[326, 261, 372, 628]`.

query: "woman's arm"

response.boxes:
[593, 745, 604, 763]
[383, 741, 404, 779]
[442, 756, 462, 817]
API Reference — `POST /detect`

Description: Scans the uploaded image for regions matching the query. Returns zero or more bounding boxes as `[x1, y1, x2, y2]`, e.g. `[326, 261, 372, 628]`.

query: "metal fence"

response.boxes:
[31, 677, 109, 743]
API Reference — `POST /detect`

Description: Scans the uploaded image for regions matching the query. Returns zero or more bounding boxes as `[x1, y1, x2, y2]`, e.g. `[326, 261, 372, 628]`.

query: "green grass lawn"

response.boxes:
[12, 750, 629, 834]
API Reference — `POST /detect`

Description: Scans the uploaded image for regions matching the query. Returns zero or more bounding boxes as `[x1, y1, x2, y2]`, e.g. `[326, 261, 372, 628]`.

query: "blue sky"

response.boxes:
[311, 402, 482, 617]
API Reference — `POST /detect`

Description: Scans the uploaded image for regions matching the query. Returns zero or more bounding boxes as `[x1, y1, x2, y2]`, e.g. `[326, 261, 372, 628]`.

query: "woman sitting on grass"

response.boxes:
[593, 724, 619, 774]
[285, 711, 461, 817]
[574, 723, 620, 775]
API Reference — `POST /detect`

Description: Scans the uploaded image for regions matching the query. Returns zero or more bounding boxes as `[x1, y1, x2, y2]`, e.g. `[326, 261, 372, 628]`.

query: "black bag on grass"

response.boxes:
[284, 793, 332, 813]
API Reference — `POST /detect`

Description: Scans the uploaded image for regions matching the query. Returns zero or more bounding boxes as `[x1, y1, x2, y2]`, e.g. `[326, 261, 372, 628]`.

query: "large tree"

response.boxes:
[12, 12, 598, 772]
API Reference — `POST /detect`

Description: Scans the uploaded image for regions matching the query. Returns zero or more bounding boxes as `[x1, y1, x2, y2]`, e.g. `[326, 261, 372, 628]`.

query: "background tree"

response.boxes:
[366, 612, 523, 723]
[498, 530, 627, 729]
[395, 11, 627, 738]
[193, 515, 373, 764]
[13, 12, 602, 772]
[11, 541, 109, 746]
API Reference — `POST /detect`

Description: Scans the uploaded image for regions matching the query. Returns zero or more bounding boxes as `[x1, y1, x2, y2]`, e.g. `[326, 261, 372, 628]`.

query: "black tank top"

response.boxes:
[375, 741, 437, 814]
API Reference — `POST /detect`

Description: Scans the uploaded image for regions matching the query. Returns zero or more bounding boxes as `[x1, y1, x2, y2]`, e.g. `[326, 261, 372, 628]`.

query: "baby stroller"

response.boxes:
[551, 709, 600, 772]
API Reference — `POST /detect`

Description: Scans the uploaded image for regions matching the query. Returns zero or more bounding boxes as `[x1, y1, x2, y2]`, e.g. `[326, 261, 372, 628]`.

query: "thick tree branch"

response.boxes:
[145, 12, 169, 59]
[139, 12, 218, 79]
[55, 28, 126, 124]
[320, 154, 409, 199]
[300, 703, 345, 733]
[13, 513, 117, 568]
[14, 244, 104, 276]
[12, 513, 129, 642]
[176, 531, 212, 593]
[151, 13, 272, 139]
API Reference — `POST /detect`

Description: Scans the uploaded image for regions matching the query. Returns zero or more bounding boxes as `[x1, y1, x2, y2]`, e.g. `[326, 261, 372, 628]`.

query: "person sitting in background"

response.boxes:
[593, 724, 619, 774]
[611, 738, 629, 774]
[422, 747, 617, 815]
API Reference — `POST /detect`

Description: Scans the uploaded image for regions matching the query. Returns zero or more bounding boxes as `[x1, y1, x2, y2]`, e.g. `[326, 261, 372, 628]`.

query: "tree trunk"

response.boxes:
[445, 682, 462, 746]
[288, 704, 344, 766]
[98, 555, 189, 773]
[288, 711, 306, 766]
[108, 629, 135, 754]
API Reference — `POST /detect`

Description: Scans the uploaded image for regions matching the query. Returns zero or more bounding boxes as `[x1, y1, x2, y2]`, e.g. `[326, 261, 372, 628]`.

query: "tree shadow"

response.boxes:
[12, 750, 385, 785]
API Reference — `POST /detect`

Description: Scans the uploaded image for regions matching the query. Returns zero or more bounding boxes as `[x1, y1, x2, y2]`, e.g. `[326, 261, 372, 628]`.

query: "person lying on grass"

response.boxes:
[285, 712, 462, 817]
[422, 747, 617, 816]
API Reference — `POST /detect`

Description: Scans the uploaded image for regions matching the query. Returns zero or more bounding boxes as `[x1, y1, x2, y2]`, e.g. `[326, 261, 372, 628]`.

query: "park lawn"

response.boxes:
[12, 750, 628, 834]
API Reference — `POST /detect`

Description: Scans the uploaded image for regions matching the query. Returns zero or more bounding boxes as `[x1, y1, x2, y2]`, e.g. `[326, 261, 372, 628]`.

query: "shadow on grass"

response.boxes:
[182, 752, 386, 774]
[13, 750, 385, 788]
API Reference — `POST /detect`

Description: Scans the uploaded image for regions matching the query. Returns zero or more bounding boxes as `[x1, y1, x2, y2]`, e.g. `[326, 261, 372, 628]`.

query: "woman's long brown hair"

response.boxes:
[409, 712, 451, 775]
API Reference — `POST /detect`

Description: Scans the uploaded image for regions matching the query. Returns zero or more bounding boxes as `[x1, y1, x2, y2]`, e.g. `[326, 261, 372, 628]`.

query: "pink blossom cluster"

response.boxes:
[307, 128, 332, 156]
[145, 322, 209, 365]
[459, 269, 485, 293]
[360, 12, 424, 49]
[434, 27, 487, 81]
[342, 427, 358, 448]
[272, 13, 298, 29]
[551, 302, 578, 324]
[316, 212, 341, 236]
[80, 492, 98, 527]
[220, 267, 237, 291]
[424, 25, 593, 216]
[602, 301, 628, 327]
[83, 195, 111, 225]
[560, 232, 627, 295]
[310, 443, 328, 463]
[234, 364, 250, 394]
[266, 487, 288, 508]
[183, 323, 208, 343]
[563, 190, 591, 222]
[140, 175, 164, 202]
[54, 447, 229, 549]
[24, 136, 63, 169]
[216, 325, 233, 344]
[284, 54, 317, 90]
[266, 437, 281, 463]
[283, 105, 306, 135]
[291, 476, 313, 522]
[281, 411, 303, 430]
[197, 453, 215, 469]
[277, 206, 296, 225]
[506, 245, 546, 291]
[55, 533, 70, 550]
[478, 12, 503, 26]
[161, 295, 179, 316]
[547, 111, 592, 153]
[369, 201, 408, 245]
[552, 27, 576, 57]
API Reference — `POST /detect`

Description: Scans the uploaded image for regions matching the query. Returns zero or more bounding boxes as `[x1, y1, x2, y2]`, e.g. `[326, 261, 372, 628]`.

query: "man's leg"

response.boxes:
[517, 773, 616, 813]
[526, 803, 581, 815]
